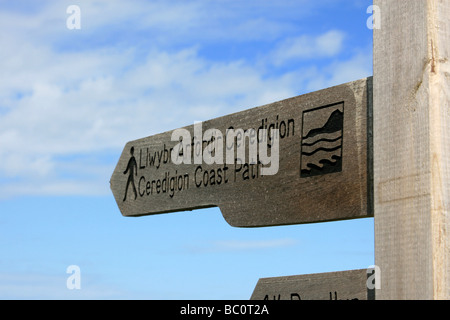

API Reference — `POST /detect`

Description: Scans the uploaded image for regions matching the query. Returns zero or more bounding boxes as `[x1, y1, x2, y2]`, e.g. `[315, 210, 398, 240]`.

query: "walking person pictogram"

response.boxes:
[123, 146, 138, 201]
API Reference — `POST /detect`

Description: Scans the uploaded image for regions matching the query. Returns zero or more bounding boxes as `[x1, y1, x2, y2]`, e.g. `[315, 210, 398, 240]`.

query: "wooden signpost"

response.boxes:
[250, 269, 375, 300]
[373, 0, 449, 300]
[111, 78, 372, 227]
[111, 0, 449, 300]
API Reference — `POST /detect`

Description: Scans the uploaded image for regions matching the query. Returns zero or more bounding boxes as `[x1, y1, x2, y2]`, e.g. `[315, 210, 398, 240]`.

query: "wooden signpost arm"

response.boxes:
[374, 0, 450, 299]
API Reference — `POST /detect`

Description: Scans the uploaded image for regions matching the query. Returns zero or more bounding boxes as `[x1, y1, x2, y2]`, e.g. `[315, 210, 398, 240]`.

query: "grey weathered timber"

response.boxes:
[374, 0, 450, 299]
[111, 77, 372, 227]
[250, 269, 374, 300]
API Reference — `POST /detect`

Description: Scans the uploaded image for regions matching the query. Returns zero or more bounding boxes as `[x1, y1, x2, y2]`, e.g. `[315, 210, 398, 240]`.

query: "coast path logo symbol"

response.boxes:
[123, 146, 138, 201]
[300, 103, 344, 178]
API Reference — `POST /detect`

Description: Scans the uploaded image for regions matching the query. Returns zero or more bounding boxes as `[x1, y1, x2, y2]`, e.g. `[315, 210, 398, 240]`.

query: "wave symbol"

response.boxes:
[301, 105, 343, 178]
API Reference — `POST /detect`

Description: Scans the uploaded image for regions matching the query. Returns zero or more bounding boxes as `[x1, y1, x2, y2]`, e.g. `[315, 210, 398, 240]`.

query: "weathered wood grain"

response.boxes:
[374, 0, 450, 299]
[250, 269, 374, 300]
[111, 78, 372, 227]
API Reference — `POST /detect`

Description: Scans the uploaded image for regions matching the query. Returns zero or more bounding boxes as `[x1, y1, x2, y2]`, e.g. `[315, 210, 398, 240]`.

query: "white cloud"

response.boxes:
[215, 238, 298, 251]
[184, 238, 298, 254]
[303, 50, 373, 92]
[0, 45, 297, 197]
[270, 30, 346, 66]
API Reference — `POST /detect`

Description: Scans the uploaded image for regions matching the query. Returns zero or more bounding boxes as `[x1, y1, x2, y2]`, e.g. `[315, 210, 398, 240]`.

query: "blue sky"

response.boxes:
[0, 0, 374, 299]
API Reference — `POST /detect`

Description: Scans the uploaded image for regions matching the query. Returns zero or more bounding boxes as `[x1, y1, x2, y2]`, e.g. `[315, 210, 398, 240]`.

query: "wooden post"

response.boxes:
[374, 0, 450, 299]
